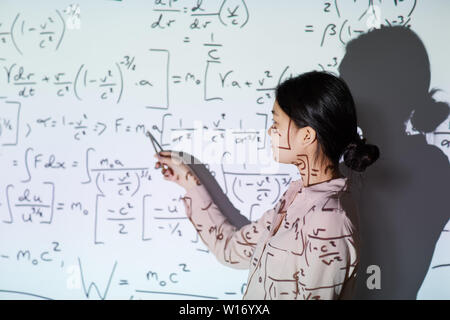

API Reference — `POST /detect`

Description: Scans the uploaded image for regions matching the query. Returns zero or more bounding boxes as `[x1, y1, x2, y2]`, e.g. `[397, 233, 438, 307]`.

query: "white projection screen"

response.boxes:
[0, 0, 449, 300]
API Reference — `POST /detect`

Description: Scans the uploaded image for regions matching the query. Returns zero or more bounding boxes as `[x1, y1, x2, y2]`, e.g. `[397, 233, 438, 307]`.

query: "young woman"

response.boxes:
[154, 71, 380, 300]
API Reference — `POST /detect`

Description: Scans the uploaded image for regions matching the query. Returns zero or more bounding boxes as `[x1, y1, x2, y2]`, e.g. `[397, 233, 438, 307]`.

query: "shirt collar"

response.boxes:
[294, 176, 349, 194]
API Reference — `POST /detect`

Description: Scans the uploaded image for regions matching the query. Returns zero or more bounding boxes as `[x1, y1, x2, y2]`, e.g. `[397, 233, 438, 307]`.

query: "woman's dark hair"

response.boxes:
[275, 70, 380, 172]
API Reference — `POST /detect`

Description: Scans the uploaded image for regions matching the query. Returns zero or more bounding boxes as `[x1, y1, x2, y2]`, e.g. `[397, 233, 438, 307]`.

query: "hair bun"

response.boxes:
[343, 137, 380, 172]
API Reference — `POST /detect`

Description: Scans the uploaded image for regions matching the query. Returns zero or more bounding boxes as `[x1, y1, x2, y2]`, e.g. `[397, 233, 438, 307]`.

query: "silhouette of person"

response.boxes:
[338, 25, 450, 299]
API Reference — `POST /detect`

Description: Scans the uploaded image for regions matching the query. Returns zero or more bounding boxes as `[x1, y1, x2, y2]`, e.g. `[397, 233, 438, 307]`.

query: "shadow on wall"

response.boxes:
[338, 25, 450, 299]
[186, 155, 252, 229]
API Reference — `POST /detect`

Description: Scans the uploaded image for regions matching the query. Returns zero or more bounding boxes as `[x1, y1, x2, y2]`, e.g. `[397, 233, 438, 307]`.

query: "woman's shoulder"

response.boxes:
[303, 177, 359, 234]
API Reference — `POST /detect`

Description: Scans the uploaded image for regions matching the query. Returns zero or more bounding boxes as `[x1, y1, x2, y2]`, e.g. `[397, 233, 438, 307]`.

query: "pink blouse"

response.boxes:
[181, 176, 360, 300]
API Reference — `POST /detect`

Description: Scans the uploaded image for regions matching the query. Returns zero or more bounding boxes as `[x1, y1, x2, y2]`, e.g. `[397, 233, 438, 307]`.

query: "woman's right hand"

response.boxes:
[154, 150, 202, 191]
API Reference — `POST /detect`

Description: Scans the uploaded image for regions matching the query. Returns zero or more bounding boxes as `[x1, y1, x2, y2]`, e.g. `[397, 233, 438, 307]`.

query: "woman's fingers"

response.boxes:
[159, 150, 172, 157]
[154, 151, 188, 185]
[155, 161, 171, 172]
[161, 166, 173, 179]
[155, 159, 175, 181]
[155, 157, 172, 172]
[156, 151, 186, 169]
[155, 152, 174, 166]
[155, 161, 168, 170]
[158, 150, 185, 165]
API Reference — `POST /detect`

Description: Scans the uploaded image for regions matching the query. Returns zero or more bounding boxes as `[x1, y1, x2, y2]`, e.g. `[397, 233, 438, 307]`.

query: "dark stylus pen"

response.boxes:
[146, 131, 172, 174]
[146, 130, 164, 154]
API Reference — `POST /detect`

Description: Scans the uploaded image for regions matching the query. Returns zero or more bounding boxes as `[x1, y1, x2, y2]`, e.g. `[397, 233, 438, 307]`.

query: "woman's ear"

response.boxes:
[301, 126, 316, 146]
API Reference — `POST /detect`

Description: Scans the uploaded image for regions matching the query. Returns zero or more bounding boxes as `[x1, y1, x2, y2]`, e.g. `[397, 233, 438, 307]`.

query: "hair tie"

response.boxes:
[346, 136, 366, 151]
[357, 137, 367, 146]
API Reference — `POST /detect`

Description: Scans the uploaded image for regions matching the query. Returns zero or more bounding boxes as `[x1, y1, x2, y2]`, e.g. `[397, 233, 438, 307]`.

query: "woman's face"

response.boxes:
[267, 100, 316, 165]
